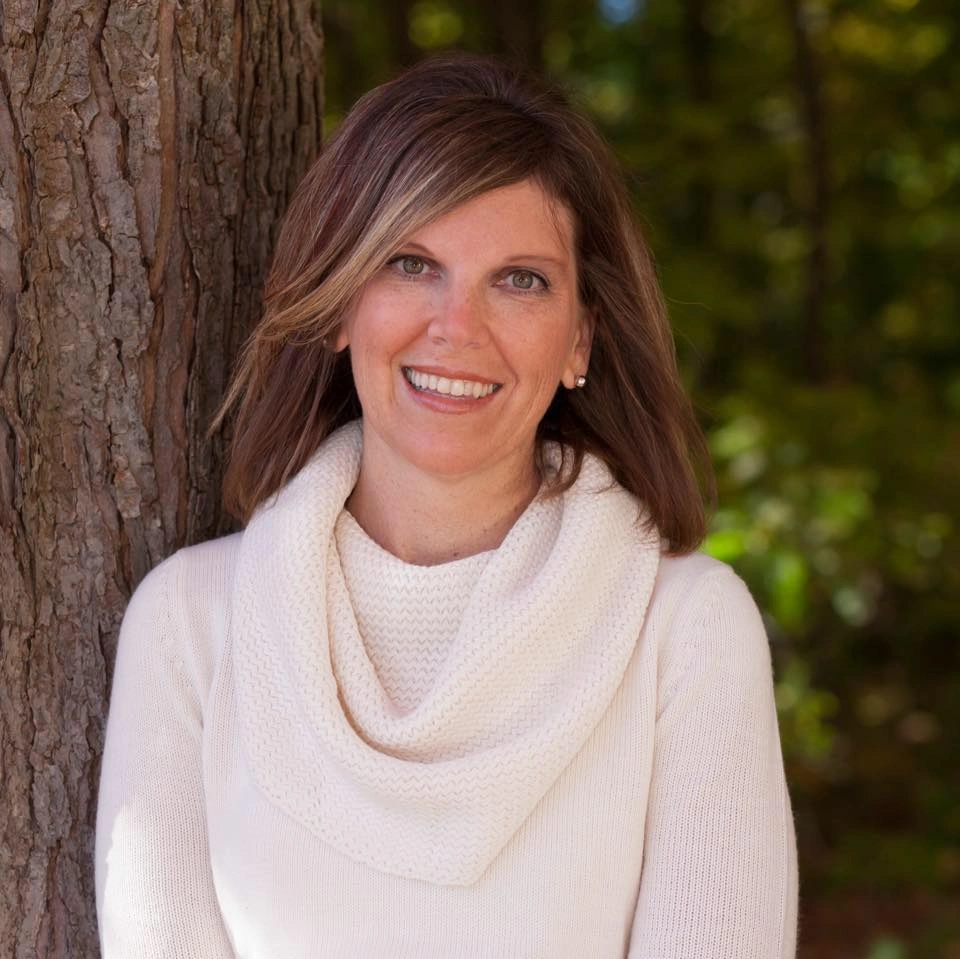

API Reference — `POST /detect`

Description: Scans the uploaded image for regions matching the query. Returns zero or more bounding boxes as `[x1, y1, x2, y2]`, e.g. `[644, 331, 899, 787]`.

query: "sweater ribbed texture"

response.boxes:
[334, 509, 494, 713]
[230, 423, 662, 886]
[96, 422, 799, 958]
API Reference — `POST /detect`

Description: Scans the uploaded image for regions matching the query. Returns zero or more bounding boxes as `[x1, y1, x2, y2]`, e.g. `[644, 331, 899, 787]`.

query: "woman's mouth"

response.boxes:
[402, 367, 501, 399]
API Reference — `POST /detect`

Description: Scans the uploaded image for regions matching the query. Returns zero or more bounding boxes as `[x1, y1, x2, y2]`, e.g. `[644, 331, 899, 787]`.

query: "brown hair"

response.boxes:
[213, 53, 714, 553]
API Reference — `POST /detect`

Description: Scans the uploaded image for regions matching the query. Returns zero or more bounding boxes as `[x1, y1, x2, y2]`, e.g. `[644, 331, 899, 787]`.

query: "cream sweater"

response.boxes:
[96, 424, 798, 957]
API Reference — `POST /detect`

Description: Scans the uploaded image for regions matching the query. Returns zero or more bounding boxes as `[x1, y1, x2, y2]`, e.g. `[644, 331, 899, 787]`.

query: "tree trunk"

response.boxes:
[0, 2, 323, 955]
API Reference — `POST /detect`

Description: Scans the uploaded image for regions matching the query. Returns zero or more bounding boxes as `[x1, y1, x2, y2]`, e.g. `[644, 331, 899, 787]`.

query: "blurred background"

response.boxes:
[322, 1, 959, 955]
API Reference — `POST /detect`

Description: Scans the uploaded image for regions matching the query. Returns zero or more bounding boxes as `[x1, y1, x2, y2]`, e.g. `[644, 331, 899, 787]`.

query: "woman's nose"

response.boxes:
[427, 282, 490, 349]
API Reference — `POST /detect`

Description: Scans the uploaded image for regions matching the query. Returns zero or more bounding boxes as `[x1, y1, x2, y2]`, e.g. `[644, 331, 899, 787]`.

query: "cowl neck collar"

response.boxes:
[230, 421, 661, 885]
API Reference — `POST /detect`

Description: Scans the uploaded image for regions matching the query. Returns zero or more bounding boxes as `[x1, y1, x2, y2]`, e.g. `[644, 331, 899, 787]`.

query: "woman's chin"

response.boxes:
[381, 434, 535, 489]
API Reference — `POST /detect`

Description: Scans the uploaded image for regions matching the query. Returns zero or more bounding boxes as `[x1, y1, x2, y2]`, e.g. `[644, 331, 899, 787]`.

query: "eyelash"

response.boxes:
[387, 255, 432, 280]
[504, 270, 549, 294]
[385, 255, 550, 294]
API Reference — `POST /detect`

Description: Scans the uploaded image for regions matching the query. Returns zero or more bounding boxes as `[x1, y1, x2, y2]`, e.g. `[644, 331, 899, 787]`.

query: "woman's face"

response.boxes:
[337, 179, 592, 490]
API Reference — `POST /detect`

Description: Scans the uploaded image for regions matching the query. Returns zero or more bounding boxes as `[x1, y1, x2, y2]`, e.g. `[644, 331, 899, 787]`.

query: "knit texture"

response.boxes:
[334, 509, 494, 713]
[96, 422, 799, 957]
[231, 422, 661, 885]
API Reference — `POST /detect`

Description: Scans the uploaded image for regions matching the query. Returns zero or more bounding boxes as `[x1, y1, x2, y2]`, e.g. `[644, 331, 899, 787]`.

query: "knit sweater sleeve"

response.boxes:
[627, 563, 799, 958]
[95, 554, 235, 958]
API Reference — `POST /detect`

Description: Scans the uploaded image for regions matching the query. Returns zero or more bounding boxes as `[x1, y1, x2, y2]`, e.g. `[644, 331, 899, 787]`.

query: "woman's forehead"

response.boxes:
[399, 180, 575, 256]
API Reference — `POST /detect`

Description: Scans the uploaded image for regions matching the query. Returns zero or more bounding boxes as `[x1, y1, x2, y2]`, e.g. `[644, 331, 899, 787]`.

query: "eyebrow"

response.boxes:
[508, 255, 571, 273]
[397, 242, 572, 274]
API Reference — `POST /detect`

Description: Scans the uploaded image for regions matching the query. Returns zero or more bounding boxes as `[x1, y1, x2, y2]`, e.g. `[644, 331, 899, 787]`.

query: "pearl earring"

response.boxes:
[575, 375, 587, 388]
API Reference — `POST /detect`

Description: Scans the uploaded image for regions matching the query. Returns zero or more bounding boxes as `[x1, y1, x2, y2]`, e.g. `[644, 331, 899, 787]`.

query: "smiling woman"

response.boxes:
[213, 52, 713, 556]
[95, 54, 799, 958]
[338, 180, 591, 563]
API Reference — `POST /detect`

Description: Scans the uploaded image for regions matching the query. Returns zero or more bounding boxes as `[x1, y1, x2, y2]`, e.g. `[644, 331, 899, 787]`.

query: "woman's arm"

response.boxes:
[628, 564, 798, 958]
[95, 556, 235, 958]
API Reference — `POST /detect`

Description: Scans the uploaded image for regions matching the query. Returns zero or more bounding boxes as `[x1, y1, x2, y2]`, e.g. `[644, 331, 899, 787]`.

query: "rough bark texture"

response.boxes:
[0, 2, 323, 955]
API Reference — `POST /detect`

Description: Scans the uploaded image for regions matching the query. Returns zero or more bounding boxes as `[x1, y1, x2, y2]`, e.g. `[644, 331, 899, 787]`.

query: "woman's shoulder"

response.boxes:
[131, 531, 244, 616]
[650, 550, 755, 616]
[646, 551, 771, 680]
[120, 531, 245, 691]
[165, 530, 245, 588]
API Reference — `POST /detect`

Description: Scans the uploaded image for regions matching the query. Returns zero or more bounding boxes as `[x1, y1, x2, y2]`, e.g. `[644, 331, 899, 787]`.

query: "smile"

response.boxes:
[402, 367, 501, 399]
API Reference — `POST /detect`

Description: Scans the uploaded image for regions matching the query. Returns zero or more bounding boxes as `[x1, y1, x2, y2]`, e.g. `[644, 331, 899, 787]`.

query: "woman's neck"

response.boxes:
[345, 448, 541, 567]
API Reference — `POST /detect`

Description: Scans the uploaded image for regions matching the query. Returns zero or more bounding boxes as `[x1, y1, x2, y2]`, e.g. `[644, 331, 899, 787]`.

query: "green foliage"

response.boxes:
[322, 0, 960, 946]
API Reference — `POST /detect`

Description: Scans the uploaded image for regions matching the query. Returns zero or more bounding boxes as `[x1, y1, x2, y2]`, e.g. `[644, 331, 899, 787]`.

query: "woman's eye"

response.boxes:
[396, 255, 426, 275]
[507, 270, 545, 291]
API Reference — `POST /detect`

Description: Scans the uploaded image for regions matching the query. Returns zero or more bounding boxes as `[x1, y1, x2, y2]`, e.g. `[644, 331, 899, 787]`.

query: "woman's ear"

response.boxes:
[327, 309, 352, 352]
[331, 326, 350, 352]
[561, 308, 595, 390]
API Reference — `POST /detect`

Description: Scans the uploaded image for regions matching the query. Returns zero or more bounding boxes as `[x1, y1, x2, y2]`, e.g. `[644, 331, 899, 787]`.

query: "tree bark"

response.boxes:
[0, 2, 323, 955]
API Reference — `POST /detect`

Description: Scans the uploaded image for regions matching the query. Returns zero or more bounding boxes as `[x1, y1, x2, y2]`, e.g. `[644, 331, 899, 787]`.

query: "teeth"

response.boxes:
[404, 368, 499, 398]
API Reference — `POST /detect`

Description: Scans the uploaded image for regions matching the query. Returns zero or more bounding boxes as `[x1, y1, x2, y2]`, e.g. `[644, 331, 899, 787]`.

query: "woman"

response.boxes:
[96, 54, 798, 957]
